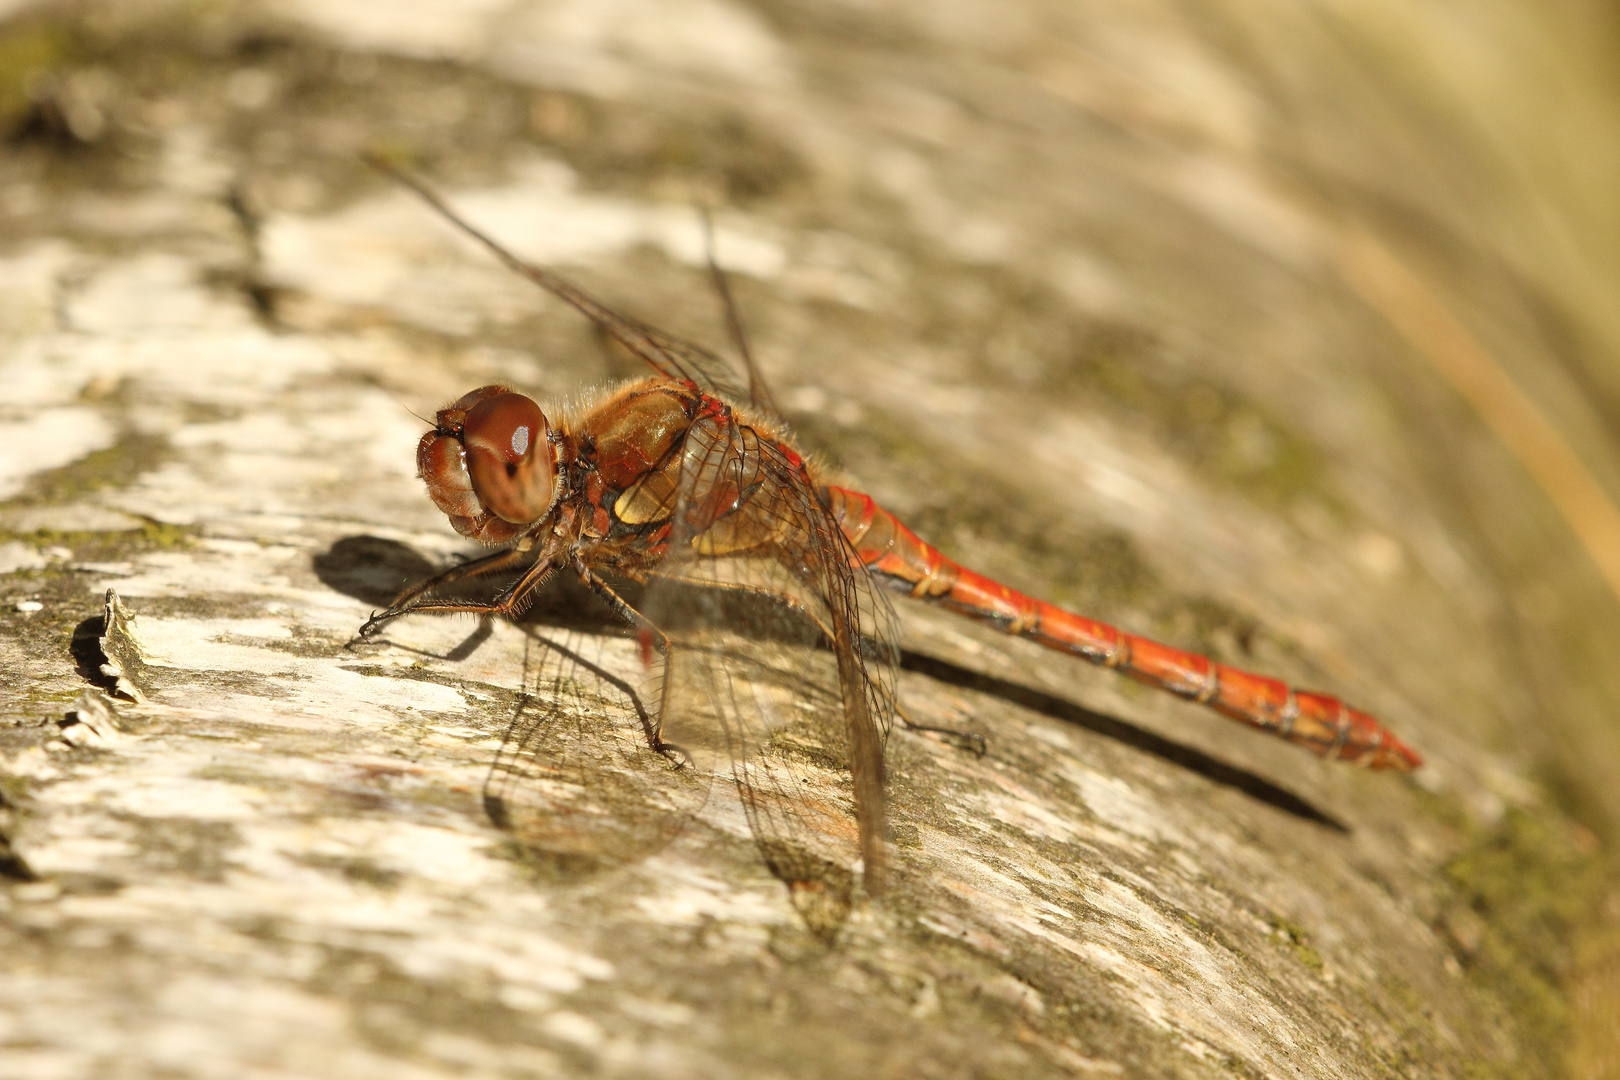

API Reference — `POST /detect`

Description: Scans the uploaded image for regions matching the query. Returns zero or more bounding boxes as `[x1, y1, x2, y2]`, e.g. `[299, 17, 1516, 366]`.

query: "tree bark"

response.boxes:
[2, 1, 1617, 1077]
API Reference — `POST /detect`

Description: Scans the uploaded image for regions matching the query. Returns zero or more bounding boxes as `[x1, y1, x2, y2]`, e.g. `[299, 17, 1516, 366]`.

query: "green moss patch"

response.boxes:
[0, 519, 196, 557]
[1265, 915, 1325, 974]
[0, 16, 78, 134]
[1439, 809, 1606, 1080]
[1053, 323, 1337, 511]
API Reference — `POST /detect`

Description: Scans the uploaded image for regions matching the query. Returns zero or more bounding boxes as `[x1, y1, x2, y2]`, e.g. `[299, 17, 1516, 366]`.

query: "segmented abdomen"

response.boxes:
[824, 485, 1420, 770]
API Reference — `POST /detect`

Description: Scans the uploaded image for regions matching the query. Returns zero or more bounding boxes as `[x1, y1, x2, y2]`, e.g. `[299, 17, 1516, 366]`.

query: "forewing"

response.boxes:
[641, 408, 900, 924]
[483, 623, 711, 871]
[527, 270, 752, 404]
[371, 159, 752, 402]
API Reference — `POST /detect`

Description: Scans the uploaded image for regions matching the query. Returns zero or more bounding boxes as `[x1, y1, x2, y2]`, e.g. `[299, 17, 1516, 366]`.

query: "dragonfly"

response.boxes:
[357, 159, 1421, 906]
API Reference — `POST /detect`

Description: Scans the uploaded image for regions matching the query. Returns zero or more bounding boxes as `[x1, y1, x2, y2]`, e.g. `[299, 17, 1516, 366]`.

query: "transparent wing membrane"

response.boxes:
[363, 160, 915, 916]
[642, 410, 899, 922]
[366, 155, 752, 404]
[483, 623, 711, 870]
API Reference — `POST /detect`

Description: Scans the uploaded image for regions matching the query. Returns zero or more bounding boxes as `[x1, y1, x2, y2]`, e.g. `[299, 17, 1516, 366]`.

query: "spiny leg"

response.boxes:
[360, 553, 555, 638]
[359, 546, 532, 638]
[573, 561, 681, 761]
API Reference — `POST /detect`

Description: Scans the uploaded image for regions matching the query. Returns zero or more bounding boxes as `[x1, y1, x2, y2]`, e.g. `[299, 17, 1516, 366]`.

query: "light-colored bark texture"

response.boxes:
[2, 2, 1618, 1077]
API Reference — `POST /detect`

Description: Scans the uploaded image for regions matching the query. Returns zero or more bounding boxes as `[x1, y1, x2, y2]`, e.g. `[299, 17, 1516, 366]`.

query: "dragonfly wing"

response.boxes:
[483, 621, 711, 871]
[641, 408, 899, 926]
[369, 157, 754, 404]
[477, 248, 752, 403]
[541, 273, 752, 404]
[631, 322, 753, 406]
[700, 206, 781, 417]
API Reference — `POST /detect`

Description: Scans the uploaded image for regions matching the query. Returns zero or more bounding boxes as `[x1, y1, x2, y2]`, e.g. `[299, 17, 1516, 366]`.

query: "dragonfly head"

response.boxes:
[418, 386, 560, 540]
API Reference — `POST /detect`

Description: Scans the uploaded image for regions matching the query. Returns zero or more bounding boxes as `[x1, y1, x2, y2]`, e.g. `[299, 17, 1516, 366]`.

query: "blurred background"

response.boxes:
[2, 0, 1619, 1076]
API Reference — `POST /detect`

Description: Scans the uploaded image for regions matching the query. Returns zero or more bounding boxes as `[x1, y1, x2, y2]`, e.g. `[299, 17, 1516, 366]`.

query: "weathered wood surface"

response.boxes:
[2, 2, 1618, 1077]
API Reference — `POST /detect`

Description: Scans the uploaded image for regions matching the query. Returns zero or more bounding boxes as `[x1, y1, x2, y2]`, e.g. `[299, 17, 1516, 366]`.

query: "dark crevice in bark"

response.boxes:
[69, 614, 120, 697]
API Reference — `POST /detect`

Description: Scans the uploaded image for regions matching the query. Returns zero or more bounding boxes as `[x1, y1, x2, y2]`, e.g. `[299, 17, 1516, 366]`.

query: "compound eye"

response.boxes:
[462, 392, 556, 523]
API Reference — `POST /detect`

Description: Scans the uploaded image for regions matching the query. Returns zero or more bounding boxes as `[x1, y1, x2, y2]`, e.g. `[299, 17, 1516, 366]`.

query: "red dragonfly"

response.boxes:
[359, 161, 1421, 904]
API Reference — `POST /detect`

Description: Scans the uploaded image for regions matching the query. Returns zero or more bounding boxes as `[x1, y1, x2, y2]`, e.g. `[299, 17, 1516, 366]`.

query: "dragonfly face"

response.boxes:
[417, 385, 562, 544]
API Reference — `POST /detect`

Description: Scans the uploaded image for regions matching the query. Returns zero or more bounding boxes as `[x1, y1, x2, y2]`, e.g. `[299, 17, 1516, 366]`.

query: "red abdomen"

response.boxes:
[824, 485, 1421, 770]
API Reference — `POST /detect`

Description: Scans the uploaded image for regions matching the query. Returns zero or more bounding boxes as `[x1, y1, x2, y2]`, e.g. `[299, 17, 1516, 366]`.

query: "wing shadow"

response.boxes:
[315, 536, 1346, 832]
[482, 624, 710, 877]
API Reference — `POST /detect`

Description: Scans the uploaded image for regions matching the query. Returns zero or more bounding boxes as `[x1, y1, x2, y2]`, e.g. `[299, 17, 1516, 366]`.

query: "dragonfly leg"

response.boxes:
[358, 546, 531, 637]
[388, 547, 529, 605]
[895, 702, 987, 758]
[358, 551, 553, 639]
[572, 561, 682, 761]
